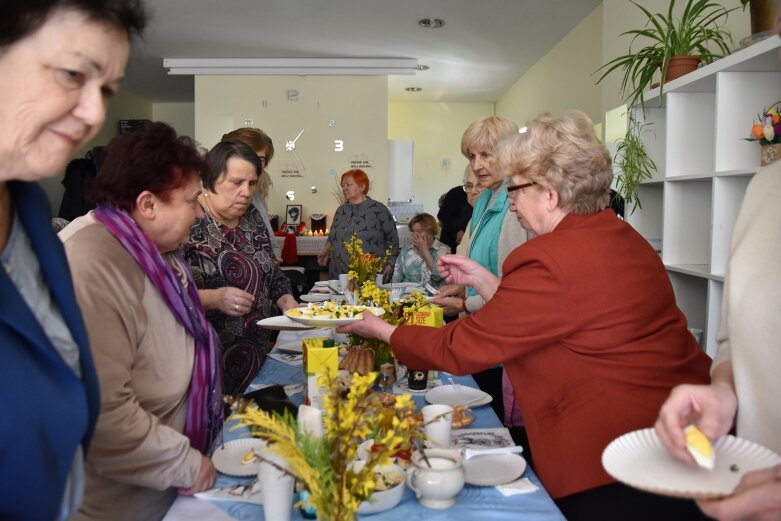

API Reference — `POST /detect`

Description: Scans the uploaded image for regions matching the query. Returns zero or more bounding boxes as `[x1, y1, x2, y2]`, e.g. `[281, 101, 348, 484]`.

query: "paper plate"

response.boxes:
[602, 428, 781, 499]
[464, 453, 527, 486]
[425, 384, 492, 408]
[256, 315, 315, 331]
[285, 306, 384, 327]
[211, 438, 268, 477]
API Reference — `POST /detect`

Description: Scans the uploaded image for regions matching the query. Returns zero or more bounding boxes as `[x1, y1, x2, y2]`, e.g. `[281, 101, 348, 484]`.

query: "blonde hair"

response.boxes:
[222, 127, 274, 201]
[408, 213, 439, 237]
[496, 110, 612, 214]
[460, 117, 519, 158]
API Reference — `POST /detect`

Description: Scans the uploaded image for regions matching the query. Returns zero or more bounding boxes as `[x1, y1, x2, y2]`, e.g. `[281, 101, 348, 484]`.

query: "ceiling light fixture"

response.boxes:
[163, 57, 419, 76]
[418, 18, 445, 28]
[405, 87, 422, 92]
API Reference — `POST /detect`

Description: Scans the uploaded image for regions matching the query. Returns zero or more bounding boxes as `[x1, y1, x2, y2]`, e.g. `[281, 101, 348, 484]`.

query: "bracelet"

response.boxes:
[459, 297, 467, 312]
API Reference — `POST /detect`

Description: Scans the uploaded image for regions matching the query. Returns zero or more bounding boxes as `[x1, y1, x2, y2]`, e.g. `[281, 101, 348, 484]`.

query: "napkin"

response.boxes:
[495, 477, 538, 496]
[194, 481, 263, 504]
[268, 352, 304, 366]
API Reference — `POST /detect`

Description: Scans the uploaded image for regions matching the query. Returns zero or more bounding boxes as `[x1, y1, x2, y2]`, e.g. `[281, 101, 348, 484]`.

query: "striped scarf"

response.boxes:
[93, 204, 223, 452]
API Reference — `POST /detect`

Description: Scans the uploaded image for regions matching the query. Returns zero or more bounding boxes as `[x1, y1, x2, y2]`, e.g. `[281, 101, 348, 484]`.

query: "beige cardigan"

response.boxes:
[61, 214, 202, 521]
[713, 160, 781, 455]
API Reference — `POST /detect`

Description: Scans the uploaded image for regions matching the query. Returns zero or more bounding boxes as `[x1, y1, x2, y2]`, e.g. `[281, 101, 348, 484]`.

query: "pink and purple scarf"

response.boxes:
[94, 204, 223, 452]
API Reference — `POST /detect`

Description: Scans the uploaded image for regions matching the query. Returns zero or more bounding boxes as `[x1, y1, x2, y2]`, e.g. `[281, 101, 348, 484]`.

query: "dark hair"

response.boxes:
[89, 122, 207, 212]
[203, 140, 262, 192]
[0, 0, 147, 48]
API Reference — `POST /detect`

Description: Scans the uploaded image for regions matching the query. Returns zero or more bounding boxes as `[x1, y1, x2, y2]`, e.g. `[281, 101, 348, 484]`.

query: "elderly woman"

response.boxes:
[60, 122, 221, 521]
[455, 165, 485, 256]
[222, 127, 276, 237]
[341, 111, 712, 521]
[392, 213, 449, 286]
[317, 169, 399, 280]
[0, 2, 146, 520]
[183, 140, 297, 396]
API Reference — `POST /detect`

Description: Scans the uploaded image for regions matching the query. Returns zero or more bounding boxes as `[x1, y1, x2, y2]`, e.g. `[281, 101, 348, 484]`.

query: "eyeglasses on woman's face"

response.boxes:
[506, 181, 537, 197]
[462, 182, 480, 193]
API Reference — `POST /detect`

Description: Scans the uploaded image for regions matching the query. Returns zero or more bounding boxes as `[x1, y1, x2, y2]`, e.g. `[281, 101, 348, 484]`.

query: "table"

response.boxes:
[165, 329, 565, 520]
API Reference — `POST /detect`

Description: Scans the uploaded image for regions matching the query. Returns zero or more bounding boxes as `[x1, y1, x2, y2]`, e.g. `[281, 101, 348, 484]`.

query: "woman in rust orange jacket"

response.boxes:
[341, 111, 711, 521]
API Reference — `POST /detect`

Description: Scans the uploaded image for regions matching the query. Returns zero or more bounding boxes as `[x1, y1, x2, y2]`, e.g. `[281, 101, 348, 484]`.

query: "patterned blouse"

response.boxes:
[326, 197, 399, 279]
[182, 205, 291, 395]
[392, 239, 450, 285]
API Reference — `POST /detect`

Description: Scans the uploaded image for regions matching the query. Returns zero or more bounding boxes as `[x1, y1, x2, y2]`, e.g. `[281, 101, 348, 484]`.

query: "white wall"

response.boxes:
[153, 102, 195, 139]
[388, 101, 493, 215]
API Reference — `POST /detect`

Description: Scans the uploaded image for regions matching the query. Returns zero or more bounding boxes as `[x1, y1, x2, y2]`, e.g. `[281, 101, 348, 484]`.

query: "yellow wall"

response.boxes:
[194, 75, 388, 224]
[496, 4, 604, 126]
[388, 102, 494, 215]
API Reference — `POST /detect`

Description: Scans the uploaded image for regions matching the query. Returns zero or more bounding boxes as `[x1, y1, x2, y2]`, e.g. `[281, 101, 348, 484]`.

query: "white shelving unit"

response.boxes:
[622, 36, 781, 357]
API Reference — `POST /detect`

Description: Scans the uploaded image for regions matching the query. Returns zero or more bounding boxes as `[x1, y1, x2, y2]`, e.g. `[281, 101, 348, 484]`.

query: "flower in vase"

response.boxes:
[232, 371, 419, 521]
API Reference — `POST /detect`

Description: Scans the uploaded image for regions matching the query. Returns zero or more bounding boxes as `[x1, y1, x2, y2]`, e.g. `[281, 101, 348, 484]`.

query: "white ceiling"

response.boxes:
[124, 0, 601, 104]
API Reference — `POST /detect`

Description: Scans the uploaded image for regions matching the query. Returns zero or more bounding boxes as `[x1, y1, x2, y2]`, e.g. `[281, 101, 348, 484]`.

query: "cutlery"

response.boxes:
[424, 282, 439, 296]
[412, 437, 432, 468]
[464, 445, 524, 460]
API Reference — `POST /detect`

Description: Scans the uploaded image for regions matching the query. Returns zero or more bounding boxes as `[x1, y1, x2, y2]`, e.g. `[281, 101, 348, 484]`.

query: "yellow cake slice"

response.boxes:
[684, 425, 715, 470]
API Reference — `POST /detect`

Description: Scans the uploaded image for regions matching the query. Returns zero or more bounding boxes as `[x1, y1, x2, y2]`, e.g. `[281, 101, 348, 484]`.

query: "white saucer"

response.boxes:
[464, 453, 526, 486]
[257, 315, 315, 331]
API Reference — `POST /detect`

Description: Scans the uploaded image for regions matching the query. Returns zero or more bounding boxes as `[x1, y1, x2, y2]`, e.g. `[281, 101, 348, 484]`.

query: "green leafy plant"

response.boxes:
[594, 0, 738, 211]
[596, 0, 737, 111]
[614, 113, 657, 211]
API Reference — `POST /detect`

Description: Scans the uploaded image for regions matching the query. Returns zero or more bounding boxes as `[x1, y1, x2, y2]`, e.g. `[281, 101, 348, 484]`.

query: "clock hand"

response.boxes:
[293, 149, 305, 171]
[292, 128, 305, 145]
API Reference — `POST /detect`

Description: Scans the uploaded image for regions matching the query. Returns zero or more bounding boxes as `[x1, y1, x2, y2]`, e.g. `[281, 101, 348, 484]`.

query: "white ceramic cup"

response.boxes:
[338, 273, 349, 291]
[407, 448, 465, 509]
[375, 273, 384, 286]
[422, 404, 454, 448]
[257, 452, 295, 521]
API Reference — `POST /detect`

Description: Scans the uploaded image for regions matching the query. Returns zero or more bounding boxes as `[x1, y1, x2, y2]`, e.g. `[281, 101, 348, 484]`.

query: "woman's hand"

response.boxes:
[430, 296, 465, 316]
[337, 310, 396, 344]
[696, 464, 781, 521]
[276, 294, 299, 312]
[178, 454, 216, 495]
[655, 381, 737, 466]
[411, 231, 427, 253]
[381, 263, 394, 284]
[436, 284, 465, 299]
[317, 250, 329, 267]
[201, 287, 255, 316]
[437, 254, 489, 287]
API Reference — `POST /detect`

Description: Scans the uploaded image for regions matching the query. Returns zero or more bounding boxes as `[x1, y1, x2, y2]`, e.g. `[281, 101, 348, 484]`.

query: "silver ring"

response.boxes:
[234, 303, 239, 311]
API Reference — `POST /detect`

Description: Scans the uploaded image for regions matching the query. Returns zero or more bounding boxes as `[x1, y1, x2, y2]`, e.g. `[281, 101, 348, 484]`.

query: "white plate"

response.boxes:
[313, 281, 330, 287]
[300, 294, 346, 303]
[257, 315, 315, 331]
[211, 438, 268, 477]
[425, 384, 492, 408]
[285, 306, 385, 327]
[602, 428, 781, 499]
[272, 340, 303, 354]
[464, 453, 527, 486]
[299, 293, 332, 303]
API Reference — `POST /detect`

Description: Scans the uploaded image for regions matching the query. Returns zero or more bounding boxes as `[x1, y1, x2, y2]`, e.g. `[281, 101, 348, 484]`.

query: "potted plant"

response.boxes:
[595, 0, 738, 211]
[596, 0, 737, 111]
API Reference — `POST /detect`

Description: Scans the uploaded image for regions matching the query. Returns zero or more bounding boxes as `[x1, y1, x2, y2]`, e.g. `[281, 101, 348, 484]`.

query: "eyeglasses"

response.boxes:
[462, 182, 480, 192]
[506, 182, 537, 193]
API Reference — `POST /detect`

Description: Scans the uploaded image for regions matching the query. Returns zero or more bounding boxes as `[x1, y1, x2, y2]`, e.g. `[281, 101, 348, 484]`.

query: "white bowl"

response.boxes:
[351, 461, 406, 514]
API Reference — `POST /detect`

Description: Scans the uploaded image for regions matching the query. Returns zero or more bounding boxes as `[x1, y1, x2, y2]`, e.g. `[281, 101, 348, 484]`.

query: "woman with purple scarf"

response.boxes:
[60, 122, 222, 521]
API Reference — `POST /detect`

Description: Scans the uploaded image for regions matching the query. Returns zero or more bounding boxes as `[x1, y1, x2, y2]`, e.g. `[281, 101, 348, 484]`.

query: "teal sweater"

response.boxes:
[467, 186, 510, 296]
